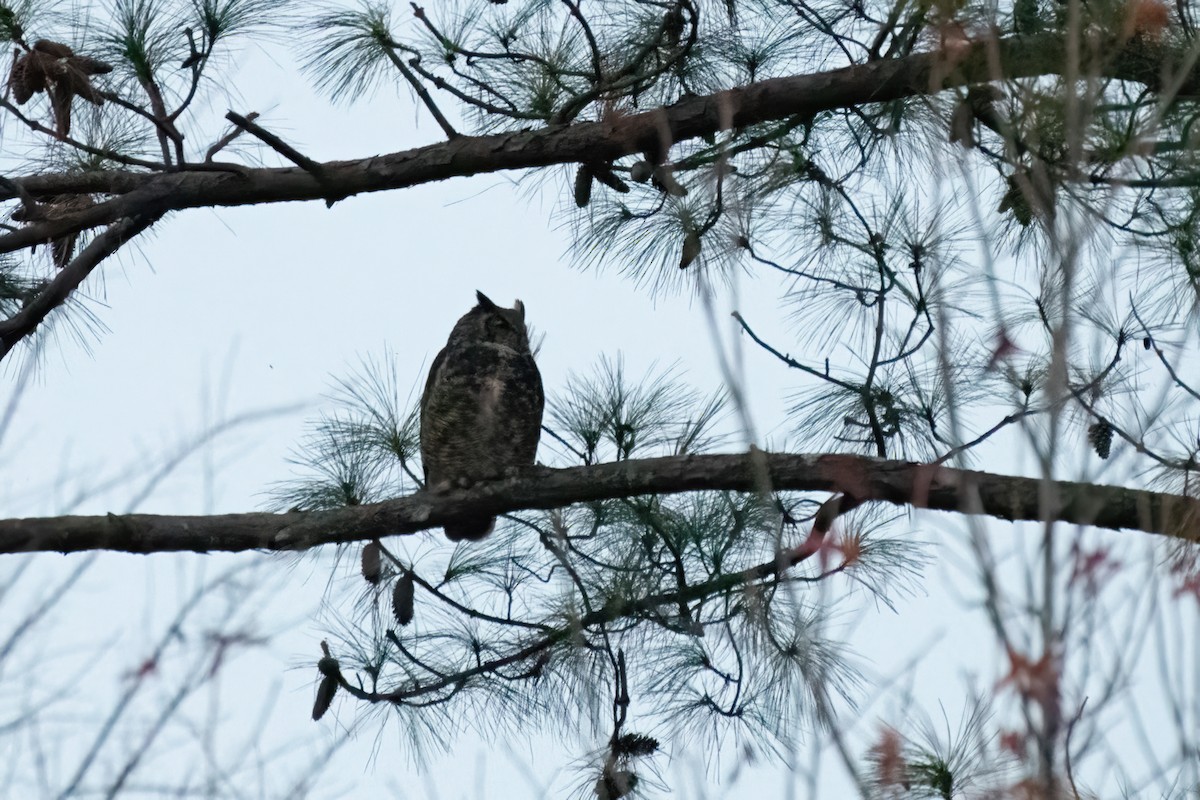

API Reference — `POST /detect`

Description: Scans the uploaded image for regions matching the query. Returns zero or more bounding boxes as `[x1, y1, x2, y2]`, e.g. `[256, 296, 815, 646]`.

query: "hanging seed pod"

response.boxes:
[998, 176, 1033, 227]
[595, 768, 638, 800]
[663, 3, 685, 47]
[574, 165, 593, 208]
[591, 163, 630, 194]
[393, 570, 415, 626]
[1088, 420, 1114, 459]
[361, 540, 382, 584]
[948, 97, 975, 147]
[679, 230, 701, 269]
[612, 733, 659, 757]
[312, 648, 340, 721]
[312, 675, 337, 720]
[8, 50, 47, 104]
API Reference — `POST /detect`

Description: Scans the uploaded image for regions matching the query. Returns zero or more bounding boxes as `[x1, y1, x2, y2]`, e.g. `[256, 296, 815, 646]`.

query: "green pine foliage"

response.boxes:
[271, 354, 930, 780]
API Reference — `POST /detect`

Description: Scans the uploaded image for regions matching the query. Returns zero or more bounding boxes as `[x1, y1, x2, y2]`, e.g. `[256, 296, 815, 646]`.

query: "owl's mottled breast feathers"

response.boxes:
[420, 291, 544, 541]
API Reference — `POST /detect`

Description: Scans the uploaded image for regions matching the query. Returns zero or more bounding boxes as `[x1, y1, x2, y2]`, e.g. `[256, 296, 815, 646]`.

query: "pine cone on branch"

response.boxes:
[7, 40, 112, 137]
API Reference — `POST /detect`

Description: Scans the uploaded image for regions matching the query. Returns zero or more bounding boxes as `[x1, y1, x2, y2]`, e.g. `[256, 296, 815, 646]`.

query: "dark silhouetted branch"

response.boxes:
[1, 451, 1196, 555]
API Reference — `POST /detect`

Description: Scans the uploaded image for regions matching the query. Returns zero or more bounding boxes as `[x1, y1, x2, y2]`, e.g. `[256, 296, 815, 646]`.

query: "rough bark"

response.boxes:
[0, 33, 1190, 254]
[0, 33, 1192, 358]
[2, 451, 1196, 555]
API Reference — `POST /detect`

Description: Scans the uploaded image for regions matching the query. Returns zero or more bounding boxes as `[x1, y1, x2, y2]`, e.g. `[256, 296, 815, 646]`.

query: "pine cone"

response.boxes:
[679, 230, 701, 269]
[72, 55, 113, 76]
[361, 540, 382, 584]
[574, 165, 593, 208]
[392, 571, 415, 626]
[8, 50, 47, 104]
[949, 97, 975, 147]
[63, 63, 105, 106]
[595, 769, 638, 800]
[612, 733, 658, 757]
[311, 675, 337, 720]
[9, 42, 110, 134]
[1088, 420, 1114, 459]
[33, 39, 75, 58]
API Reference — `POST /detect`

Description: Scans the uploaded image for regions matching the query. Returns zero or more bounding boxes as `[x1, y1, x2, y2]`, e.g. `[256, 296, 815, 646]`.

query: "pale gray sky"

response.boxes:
[1, 5, 1194, 799]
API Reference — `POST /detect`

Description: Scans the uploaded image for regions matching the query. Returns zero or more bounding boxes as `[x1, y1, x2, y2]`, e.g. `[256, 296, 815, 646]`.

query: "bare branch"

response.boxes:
[1, 34, 1190, 254]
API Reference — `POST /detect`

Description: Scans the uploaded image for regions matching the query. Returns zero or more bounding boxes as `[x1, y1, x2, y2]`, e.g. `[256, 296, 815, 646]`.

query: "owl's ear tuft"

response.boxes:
[475, 291, 498, 310]
[514, 299, 526, 320]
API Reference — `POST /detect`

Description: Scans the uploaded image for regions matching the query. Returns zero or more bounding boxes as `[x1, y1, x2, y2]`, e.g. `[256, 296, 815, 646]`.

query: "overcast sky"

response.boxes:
[1, 5, 1194, 799]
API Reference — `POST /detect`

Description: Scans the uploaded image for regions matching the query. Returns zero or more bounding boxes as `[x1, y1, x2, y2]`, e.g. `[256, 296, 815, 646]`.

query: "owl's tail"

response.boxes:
[444, 516, 496, 542]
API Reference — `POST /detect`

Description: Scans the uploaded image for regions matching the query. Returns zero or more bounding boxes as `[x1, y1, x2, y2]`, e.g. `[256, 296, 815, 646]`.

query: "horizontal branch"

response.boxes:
[2, 451, 1196, 556]
[0, 33, 1188, 255]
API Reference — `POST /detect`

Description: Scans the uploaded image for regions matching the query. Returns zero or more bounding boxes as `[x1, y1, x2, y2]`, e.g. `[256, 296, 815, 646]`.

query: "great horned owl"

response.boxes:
[420, 291, 544, 541]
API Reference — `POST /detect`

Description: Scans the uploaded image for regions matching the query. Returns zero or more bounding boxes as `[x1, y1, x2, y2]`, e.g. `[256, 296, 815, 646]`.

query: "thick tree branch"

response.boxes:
[1, 34, 1191, 254]
[2, 451, 1196, 556]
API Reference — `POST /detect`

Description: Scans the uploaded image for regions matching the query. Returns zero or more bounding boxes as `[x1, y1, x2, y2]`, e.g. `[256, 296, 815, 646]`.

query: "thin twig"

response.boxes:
[0, 175, 41, 221]
[0, 97, 167, 171]
[1064, 696, 1089, 799]
[935, 409, 1041, 465]
[205, 112, 259, 162]
[731, 311, 858, 390]
[224, 112, 324, 177]
[380, 45, 459, 139]
[224, 112, 344, 205]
